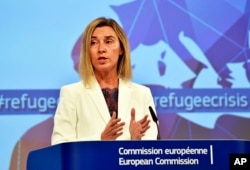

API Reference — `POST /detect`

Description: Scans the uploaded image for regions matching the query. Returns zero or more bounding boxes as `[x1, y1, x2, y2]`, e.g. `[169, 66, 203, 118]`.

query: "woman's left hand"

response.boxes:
[129, 108, 150, 140]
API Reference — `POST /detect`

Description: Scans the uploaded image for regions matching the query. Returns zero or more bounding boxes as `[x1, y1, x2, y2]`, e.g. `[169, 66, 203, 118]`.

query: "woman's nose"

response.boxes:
[98, 42, 106, 53]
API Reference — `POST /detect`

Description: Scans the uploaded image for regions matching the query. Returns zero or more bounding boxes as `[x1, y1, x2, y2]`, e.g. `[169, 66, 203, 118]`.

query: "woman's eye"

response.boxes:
[91, 41, 96, 45]
[106, 39, 114, 44]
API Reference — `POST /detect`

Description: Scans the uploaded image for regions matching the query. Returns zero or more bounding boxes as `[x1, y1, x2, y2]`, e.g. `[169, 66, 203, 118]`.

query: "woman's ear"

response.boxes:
[119, 49, 124, 55]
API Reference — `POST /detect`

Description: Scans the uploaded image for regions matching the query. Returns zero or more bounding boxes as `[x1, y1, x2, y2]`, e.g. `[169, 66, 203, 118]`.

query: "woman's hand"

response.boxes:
[101, 112, 125, 140]
[129, 108, 150, 140]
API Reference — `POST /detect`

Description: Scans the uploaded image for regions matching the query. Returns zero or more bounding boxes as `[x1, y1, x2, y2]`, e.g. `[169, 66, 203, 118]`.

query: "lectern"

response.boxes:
[27, 140, 250, 170]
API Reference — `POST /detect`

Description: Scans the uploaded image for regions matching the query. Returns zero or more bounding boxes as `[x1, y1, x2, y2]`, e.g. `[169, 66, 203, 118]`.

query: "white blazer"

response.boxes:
[51, 79, 158, 145]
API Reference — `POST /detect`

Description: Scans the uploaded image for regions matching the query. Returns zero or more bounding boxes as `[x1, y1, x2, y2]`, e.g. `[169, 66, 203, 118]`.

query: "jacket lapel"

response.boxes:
[85, 78, 133, 123]
[118, 79, 132, 120]
[85, 79, 111, 123]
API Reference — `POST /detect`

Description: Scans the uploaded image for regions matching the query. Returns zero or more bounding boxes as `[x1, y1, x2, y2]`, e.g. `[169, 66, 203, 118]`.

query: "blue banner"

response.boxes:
[27, 140, 250, 170]
[0, 90, 59, 114]
[151, 88, 250, 113]
[1, 88, 250, 114]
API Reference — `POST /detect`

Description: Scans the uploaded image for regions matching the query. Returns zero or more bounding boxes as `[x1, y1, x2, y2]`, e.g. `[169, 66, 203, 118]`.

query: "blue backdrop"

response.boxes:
[0, 0, 250, 170]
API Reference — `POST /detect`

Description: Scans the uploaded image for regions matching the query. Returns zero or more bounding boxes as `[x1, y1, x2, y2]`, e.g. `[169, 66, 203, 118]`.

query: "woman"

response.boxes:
[51, 17, 158, 144]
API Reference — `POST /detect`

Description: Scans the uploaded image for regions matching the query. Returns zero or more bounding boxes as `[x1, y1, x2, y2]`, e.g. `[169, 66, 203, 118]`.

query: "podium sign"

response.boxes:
[27, 140, 250, 170]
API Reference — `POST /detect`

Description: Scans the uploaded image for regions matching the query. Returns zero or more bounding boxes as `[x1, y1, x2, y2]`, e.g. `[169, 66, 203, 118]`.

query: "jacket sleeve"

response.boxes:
[51, 86, 78, 145]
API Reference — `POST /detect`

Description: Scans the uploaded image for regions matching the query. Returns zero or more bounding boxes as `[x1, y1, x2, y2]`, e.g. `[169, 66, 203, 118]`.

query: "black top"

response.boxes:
[101, 88, 118, 118]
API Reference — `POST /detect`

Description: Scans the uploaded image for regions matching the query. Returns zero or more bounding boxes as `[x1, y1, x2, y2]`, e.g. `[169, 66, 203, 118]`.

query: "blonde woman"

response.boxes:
[51, 17, 158, 144]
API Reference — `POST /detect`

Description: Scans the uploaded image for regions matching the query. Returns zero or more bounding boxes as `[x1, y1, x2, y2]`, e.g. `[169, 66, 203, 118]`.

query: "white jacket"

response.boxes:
[51, 79, 158, 145]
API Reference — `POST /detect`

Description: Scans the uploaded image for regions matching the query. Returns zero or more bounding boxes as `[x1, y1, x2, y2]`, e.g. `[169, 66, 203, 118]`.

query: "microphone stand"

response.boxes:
[149, 106, 161, 140]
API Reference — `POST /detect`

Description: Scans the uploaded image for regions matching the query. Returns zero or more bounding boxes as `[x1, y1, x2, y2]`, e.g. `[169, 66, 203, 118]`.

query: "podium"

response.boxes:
[27, 140, 250, 170]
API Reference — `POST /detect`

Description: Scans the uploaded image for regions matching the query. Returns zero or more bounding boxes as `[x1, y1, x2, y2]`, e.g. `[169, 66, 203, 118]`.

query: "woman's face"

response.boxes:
[89, 26, 123, 74]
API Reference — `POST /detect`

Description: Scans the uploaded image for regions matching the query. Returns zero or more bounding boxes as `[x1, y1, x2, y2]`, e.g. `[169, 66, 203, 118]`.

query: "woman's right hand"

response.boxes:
[101, 112, 125, 140]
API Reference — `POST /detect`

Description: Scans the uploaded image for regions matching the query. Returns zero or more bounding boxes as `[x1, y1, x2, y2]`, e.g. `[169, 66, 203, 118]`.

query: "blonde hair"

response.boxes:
[78, 17, 132, 86]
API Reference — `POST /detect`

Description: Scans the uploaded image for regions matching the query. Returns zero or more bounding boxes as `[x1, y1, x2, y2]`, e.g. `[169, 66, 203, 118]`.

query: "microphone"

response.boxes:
[149, 106, 161, 140]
